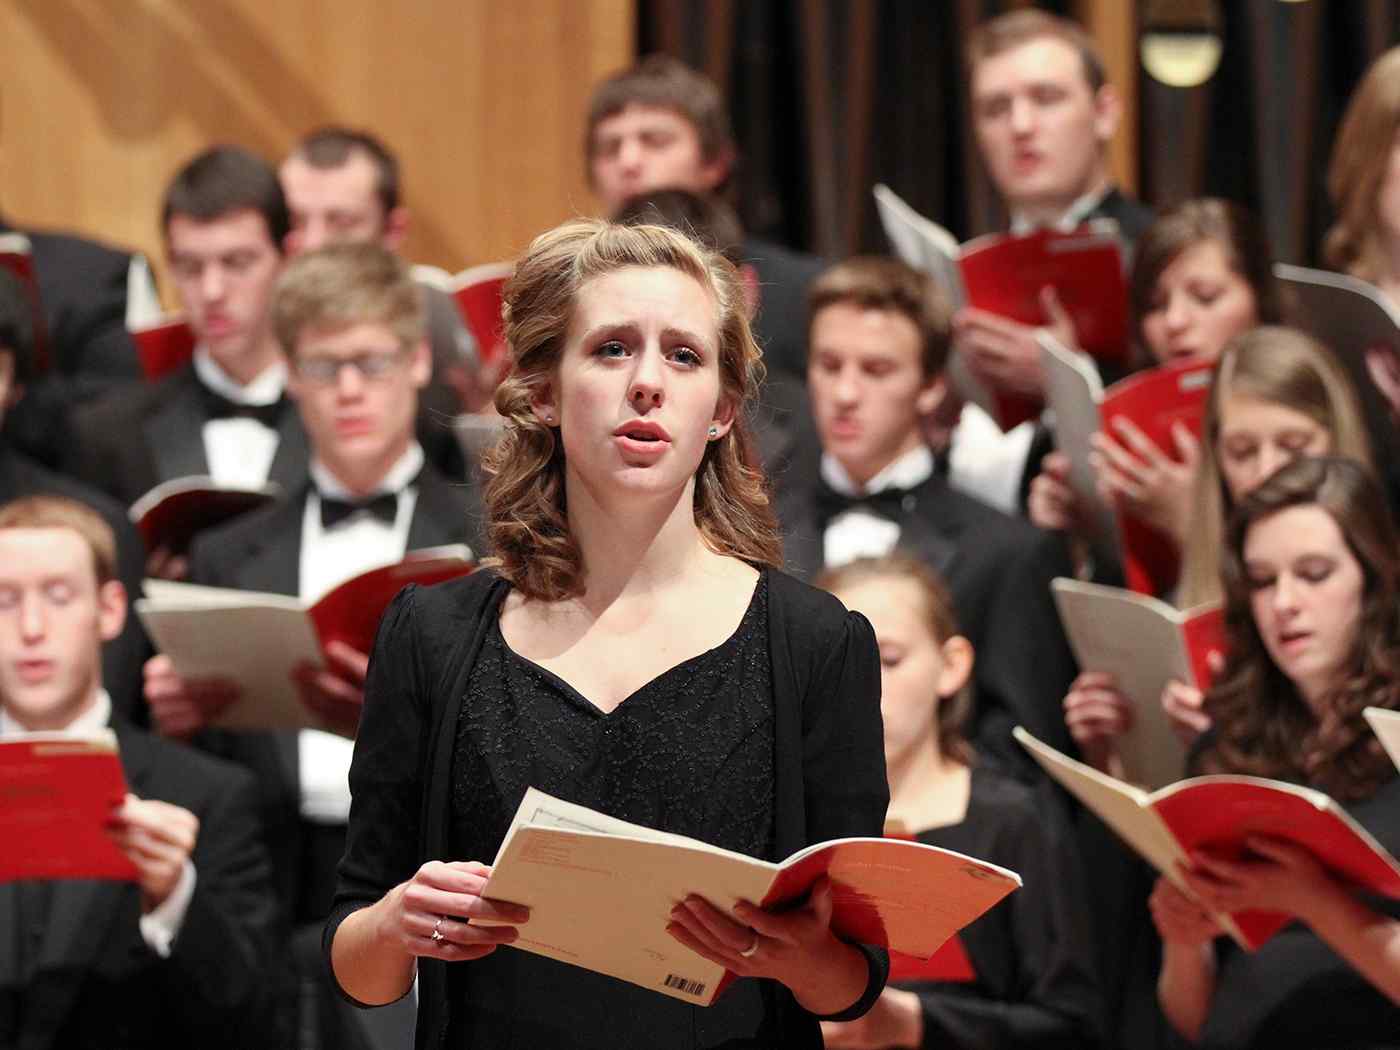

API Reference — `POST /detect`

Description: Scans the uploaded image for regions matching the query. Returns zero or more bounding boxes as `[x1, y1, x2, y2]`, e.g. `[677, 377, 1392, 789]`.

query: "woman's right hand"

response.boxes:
[1063, 671, 1133, 773]
[1028, 451, 1083, 533]
[143, 654, 242, 739]
[381, 861, 529, 962]
[1161, 677, 1212, 745]
[1149, 876, 1218, 947]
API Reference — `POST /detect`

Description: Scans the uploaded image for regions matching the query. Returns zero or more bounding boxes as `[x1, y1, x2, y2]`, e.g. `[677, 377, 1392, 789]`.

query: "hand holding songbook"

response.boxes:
[292, 640, 369, 739]
[955, 285, 1078, 399]
[108, 793, 200, 912]
[144, 654, 242, 739]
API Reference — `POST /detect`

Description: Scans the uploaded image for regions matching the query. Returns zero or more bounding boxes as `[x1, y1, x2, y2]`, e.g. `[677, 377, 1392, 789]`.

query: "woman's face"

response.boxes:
[536, 264, 731, 503]
[1216, 392, 1332, 502]
[1140, 240, 1259, 364]
[833, 577, 969, 772]
[1243, 504, 1365, 710]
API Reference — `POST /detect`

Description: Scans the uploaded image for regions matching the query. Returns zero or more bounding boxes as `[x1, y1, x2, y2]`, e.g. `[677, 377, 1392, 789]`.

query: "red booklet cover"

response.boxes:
[1098, 358, 1216, 595]
[448, 262, 513, 366]
[1018, 728, 1400, 951]
[0, 732, 138, 883]
[132, 316, 196, 381]
[309, 550, 477, 654]
[129, 477, 280, 556]
[960, 228, 1129, 430]
[889, 934, 978, 984]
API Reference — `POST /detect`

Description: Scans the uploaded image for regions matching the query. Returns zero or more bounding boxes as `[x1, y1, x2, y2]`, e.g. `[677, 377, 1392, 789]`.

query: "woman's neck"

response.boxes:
[885, 735, 971, 832]
[563, 471, 713, 613]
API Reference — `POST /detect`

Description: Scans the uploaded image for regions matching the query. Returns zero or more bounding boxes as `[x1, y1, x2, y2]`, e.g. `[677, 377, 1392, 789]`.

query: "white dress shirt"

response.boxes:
[1009, 183, 1114, 235]
[296, 443, 424, 825]
[193, 348, 287, 489]
[0, 690, 196, 958]
[821, 444, 936, 569]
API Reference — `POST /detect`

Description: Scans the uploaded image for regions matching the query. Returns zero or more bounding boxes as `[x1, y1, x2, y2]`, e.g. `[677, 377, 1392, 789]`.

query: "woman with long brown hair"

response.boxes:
[1151, 456, 1400, 1048]
[323, 219, 890, 1048]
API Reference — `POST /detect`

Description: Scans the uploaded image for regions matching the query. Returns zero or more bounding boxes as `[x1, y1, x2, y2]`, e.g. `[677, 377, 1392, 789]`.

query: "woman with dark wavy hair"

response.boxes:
[323, 219, 889, 1049]
[1150, 457, 1400, 1048]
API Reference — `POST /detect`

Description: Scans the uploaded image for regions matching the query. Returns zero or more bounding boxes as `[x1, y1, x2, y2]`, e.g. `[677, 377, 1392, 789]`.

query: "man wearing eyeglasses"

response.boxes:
[142, 242, 481, 1050]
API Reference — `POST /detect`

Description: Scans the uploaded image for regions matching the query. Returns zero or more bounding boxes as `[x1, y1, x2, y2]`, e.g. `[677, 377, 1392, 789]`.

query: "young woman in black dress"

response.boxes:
[1151, 456, 1400, 1048]
[817, 554, 1102, 1050]
[323, 219, 890, 1049]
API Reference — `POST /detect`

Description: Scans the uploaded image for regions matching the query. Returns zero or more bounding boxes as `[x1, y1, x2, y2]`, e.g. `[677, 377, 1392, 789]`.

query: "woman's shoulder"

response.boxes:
[765, 565, 865, 634]
[377, 567, 509, 658]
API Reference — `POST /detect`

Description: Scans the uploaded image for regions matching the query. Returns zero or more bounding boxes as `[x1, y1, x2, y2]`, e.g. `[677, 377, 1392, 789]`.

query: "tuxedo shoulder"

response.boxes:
[75, 368, 188, 426]
[26, 226, 135, 273]
[189, 491, 301, 561]
[118, 723, 259, 806]
[3, 448, 129, 521]
[741, 235, 825, 278]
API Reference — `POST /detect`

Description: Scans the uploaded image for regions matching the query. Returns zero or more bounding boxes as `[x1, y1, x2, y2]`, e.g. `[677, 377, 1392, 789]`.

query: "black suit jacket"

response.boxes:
[743, 235, 825, 381]
[777, 467, 1079, 770]
[0, 721, 281, 1050]
[186, 462, 484, 921]
[0, 446, 149, 719]
[65, 363, 311, 508]
[1088, 187, 1155, 251]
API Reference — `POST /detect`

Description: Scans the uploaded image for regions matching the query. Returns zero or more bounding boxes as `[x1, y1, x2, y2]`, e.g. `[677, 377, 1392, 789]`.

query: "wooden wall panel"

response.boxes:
[0, 0, 633, 297]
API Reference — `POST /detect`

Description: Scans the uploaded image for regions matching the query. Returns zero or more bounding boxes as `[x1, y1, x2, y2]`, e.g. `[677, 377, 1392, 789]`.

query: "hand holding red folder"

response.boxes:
[107, 794, 200, 911]
[292, 639, 369, 739]
[955, 285, 1078, 400]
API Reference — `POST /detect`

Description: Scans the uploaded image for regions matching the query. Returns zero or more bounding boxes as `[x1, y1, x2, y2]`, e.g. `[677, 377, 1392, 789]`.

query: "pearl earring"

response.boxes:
[708, 426, 719, 439]
[544, 413, 554, 424]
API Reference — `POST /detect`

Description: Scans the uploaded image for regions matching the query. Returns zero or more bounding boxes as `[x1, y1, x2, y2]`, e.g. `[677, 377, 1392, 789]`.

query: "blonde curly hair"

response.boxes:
[481, 218, 781, 601]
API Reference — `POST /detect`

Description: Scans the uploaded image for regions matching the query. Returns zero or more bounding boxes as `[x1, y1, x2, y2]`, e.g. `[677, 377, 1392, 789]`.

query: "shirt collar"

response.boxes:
[820, 444, 935, 498]
[194, 346, 287, 406]
[310, 442, 425, 501]
[0, 688, 111, 737]
[1009, 183, 1114, 235]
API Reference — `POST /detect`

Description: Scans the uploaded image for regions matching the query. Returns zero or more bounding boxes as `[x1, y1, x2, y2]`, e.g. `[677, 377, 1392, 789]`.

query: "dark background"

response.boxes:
[638, 0, 1400, 266]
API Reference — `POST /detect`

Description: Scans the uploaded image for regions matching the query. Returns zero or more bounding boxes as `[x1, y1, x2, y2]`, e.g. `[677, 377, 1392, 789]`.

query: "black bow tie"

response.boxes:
[814, 477, 920, 525]
[319, 491, 399, 529]
[199, 383, 283, 428]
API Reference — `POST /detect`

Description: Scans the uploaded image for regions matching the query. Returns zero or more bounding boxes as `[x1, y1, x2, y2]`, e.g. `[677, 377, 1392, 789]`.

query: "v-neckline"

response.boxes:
[495, 571, 765, 717]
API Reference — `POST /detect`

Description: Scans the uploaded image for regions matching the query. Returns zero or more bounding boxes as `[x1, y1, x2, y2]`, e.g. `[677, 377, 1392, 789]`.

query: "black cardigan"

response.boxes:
[324, 567, 891, 1049]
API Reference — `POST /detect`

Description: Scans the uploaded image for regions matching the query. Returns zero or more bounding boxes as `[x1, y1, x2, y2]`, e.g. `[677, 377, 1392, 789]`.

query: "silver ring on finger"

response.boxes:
[739, 934, 759, 959]
[430, 915, 446, 943]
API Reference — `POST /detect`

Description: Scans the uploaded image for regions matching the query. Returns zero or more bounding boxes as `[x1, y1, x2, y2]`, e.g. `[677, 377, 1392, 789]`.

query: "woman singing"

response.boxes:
[323, 219, 889, 1049]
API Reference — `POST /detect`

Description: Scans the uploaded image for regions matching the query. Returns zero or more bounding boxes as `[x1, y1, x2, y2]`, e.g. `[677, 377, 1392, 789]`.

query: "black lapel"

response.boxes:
[145, 371, 210, 482]
[407, 465, 473, 552]
[232, 491, 307, 597]
[266, 407, 310, 491]
[892, 475, 962, 579]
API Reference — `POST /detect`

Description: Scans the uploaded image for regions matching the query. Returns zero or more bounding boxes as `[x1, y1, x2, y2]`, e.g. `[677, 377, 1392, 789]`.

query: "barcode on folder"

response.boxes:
[664, 974, 707, 997]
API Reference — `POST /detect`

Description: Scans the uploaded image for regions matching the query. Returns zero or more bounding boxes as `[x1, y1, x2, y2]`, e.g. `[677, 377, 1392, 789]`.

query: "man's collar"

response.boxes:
[820, 444, 935, 498]
[0, 688, 112, 736]
[310, 442, 425, 501]
[1009, 182, 1114, 235]
[193, 345, 287, 406]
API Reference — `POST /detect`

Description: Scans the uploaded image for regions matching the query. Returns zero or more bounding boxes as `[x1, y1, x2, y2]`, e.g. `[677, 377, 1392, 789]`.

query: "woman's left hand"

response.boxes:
[666, 876, 870, 1015]
[1183, 836, 1341, 924]
[1090, 418, 1199, 544]
[820, 987, 922, 1048]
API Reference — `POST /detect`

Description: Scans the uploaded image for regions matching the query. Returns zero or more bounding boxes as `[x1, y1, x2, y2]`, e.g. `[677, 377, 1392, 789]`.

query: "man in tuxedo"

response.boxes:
[585, 54, 824, 382]
[951, 10, 1156, 511]
[66, 146, 307, 518]
[776, 256, 1079, 769]
[280, 126, 491, 421]
[0, 270, 148, 718]
[144, 242, 481, 1050]
[0, 494, 280, 1049]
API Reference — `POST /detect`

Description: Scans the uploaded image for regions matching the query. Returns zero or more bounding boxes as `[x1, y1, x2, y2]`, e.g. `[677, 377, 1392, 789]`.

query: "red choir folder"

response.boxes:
[874, 184, 1129, 430]
[0, 730, 138, 883]
[889, 934, 978, 984]
[135, 547, 477, 730]
[482, 788, 1021, 1005]
[129, 476, 281, 556]
[1042, 340, 1216, 596]
[1016, 727, 1400, 951]
[447, 262, 513, 366]
[0, 232, 51, 374]
[131, 315, 196, 381]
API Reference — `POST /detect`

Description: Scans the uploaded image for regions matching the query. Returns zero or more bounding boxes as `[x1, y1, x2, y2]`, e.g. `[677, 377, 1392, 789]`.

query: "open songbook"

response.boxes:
[129, 476, 281, 556]
[1041, 337, 1215, 594]
[135, 547, 475, 730]
[1015, 727, 1400, 950]
[874, 183, 1128, 431]
[130, 313, 197, 382]
[0, 730, 137, 883]
[480, 788, 1021, 1005]
[1051, 579, 1224, 789]
[1366, 708, 1400, 772]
